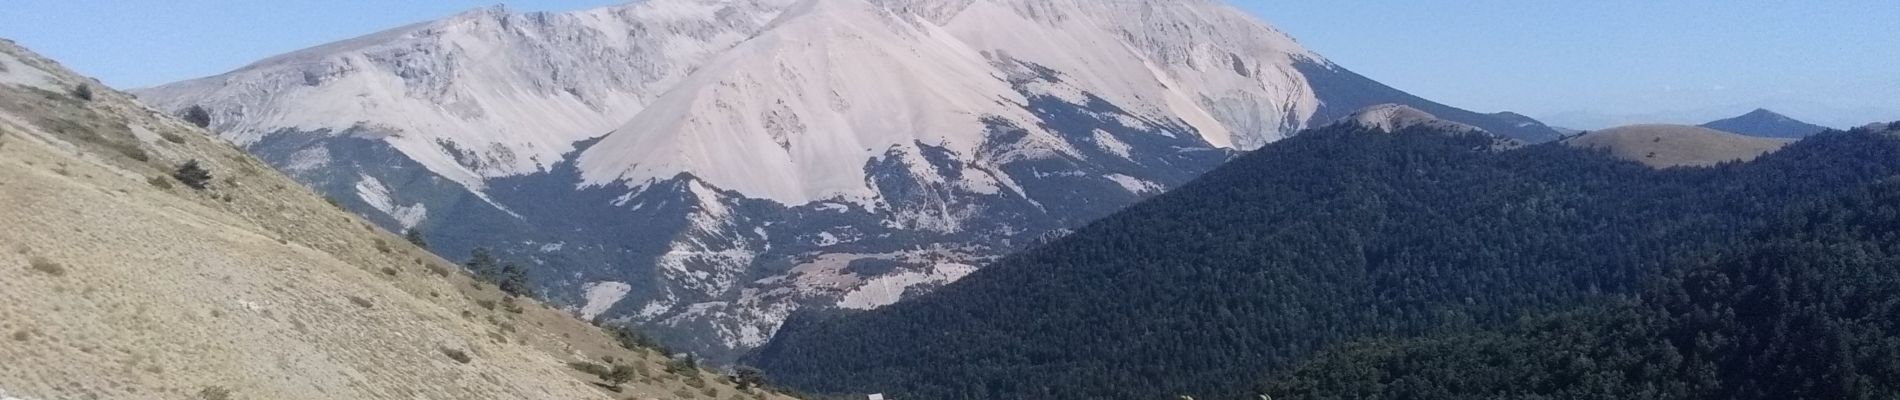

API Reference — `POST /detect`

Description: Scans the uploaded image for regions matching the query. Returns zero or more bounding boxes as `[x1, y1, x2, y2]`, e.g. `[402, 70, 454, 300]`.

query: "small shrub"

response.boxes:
[179, 105, 212, 128]
[173, 160, 212, 190]
[373, 238, 392, 254]
[501, 296, 525, 314]
[160, 131, 187, 144]
[733, 366, 766, 392]
[566, 361, 610, 376]
[673, 387, 698, 399]
[379, 267, 398, 277]
[439, 346, 472, 364]
[70, 84, 94, 101]
[197, 386, 232, 400]
[666, 355, 702, 378]
[324, 196, 344, 209]
[476, 299, 497, 311]
[405, 228, 429, 249]
[27, 257, 64, 276]
[119, 146, 150, 162]
[346, 295, 373, 309]
[427, 263, 450, 278]
[700, 386, 719, 398]
[147, 176, 174, 190]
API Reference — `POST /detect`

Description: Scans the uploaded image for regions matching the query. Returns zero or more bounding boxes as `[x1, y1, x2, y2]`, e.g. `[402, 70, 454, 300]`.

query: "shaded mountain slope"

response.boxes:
[751, 122, 1900, 400]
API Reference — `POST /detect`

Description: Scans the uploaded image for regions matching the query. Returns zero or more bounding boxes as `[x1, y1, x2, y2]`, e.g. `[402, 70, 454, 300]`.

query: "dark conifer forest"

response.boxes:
[750, 124, 1900, 400]
[1262, 179, 1900, 400]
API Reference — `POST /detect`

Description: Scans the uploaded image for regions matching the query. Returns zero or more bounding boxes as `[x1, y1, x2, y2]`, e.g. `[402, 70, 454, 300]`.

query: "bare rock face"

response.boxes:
[133, 0, 1559, 361]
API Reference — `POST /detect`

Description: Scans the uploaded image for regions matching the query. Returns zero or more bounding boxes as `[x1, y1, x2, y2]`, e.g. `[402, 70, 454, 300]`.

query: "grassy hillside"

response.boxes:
[1564, 124, 1793, 168]
[0, 39, 789, 400]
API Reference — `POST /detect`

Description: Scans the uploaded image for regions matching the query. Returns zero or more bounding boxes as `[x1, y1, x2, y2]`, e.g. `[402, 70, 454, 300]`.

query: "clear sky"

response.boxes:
[3, 1, 1896, 128]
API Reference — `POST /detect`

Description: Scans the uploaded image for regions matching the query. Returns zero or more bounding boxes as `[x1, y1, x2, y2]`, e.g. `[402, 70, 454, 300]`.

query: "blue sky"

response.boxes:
[2, 1, 1895, 128]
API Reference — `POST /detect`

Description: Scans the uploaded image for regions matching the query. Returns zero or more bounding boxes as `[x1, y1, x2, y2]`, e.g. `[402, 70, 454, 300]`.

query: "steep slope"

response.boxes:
[134, 0, 1558, 360]
[0, 40, 789, 400]
[1262, 148, 1900, 399]
[751, 121, 1900, 400]
[1564, 124, 1794, 168]
[1701, 108, 1832, 138]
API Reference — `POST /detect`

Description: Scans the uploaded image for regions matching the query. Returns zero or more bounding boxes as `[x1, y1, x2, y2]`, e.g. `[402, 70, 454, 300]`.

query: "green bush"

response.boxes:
[173, 160, 212, 190]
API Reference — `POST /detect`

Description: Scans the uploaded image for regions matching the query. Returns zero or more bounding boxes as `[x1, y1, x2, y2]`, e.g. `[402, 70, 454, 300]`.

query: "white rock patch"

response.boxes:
[578, 281, 633, 320]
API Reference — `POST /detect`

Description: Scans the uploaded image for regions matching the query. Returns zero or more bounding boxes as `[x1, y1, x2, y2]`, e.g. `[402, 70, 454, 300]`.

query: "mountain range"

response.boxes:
[132, 0, 1559, 360]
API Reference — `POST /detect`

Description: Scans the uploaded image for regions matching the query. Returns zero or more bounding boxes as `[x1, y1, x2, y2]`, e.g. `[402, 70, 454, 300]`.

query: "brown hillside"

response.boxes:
[1563, 124, 1794, 168]
[0, 39, 792, 400]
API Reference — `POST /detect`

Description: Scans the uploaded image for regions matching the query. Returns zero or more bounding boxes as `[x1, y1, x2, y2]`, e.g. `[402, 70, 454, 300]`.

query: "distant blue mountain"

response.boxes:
[1701, 108, 1832, 138]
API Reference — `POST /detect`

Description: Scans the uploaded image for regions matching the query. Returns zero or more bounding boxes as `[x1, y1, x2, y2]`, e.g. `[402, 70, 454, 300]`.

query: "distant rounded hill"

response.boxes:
[1563, 124, 1795, 168]
[1700, 108, 1832, 138]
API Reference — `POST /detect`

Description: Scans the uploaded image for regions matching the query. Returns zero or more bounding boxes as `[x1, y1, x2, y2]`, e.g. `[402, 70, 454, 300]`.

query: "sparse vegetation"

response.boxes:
[426, 262, 450, 278]
[179, 105, 212, 128]
[146, 175, 174, 190]
[605, 364, 637, 388]
[567, 360, 611, 376]
[197, 386, 232, 400]
[608, 325, 670, 354]
[120, 145, 150, 162]
[27, 256, 64, 276]
[379, 267, 398, 277]
[666, 354, 702, 378]
[373, 238, 392, 254]
[173, 160, 212, 190]
[501, 296, 525, 314]
[160, 130, 187, 144]
[439, 346, 472, 364]
[346, 295, 373, 309]
[733, 366, 766, 392]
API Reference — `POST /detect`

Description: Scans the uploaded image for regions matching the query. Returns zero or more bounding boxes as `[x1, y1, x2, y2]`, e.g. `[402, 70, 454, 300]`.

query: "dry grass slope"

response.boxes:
[0, 39, 795, 400]
[1563, 124, 1795, 168]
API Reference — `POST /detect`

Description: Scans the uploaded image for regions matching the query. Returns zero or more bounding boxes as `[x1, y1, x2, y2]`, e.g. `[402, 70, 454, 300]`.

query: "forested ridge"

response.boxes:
[750, 124, 1900, 400]
[1261, 178, 1900, 400]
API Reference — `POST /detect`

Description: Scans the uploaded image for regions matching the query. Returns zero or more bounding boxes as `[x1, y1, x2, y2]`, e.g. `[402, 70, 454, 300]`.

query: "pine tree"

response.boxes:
[465, 247, 499, 283]
[498, 263, 530, 297]
[404, 228, 429, 250]
[173, 160, 212, 190]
